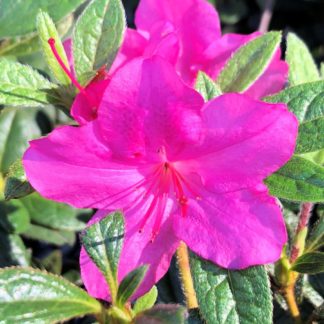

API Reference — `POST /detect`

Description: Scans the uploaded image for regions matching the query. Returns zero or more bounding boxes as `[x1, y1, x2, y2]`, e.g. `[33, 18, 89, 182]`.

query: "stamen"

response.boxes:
[47, 38, 84, 92]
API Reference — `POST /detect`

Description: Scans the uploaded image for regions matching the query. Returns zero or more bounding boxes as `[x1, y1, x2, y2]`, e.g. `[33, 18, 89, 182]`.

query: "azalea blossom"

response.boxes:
[23, 57, 297, 301]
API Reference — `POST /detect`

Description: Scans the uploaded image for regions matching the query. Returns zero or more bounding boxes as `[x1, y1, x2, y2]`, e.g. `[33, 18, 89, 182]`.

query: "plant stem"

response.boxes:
[258, 0, 276, 33]
[176, 242, 198, 309]
[283, 284, 302, 324]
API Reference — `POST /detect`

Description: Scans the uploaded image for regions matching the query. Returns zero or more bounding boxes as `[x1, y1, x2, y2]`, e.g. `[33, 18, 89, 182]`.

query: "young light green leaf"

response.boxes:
[286, 33, 320, 86]
[0, 108, 42, 174]
[81, 211, 124, 300]
[265, 156, 324, 202]
[19, 192, 85, 232]
[134, 304, 187, 324]
[190, 253, 272, 324]
[195, 71, 222, 101]
[36, 10, 71, 86]
[4, 159, 34, 201]
[73, 0, 126, 85]
[216, 31, 281, 93]
[117, 265, 149, 306]
[265, 80, 324, 123]
[295, 117, 324, 155]
[133, 286, 158, 315]
[291, 252, 324, 274]
[0, 267, 102, 323]
[0, 0, 84, 38]
[0, 58, 58, 107]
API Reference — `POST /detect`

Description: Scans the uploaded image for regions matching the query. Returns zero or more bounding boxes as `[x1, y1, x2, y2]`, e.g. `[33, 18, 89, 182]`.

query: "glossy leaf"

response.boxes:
[36, 10, 71, 86]
[265, 156, 324, 202]
[134, 304, 187, 324]
[133, 286, 158, 315]
[0, 0, 83, 37]
[291, 252, 324, 274]
[73, 0, 126, 85]
[216, 32, 281, 93]
[190, 253, 272, 324]
[0, 267, 102, 323]
[0, 108, 42, 174]
[195, 71, 221, 101]
[117, 265, 149, 306]
[4, 159, 34, 201]
[0, 58, 58, 107]
[81, 211, 124, 299]
[20, 192, 85, 232]
[286, 33, 320, 86]
[265, 80, 324, 123]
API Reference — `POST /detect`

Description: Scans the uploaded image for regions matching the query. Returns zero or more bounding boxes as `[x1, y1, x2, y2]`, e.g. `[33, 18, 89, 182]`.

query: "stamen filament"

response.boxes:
[47, 38, 84, 92]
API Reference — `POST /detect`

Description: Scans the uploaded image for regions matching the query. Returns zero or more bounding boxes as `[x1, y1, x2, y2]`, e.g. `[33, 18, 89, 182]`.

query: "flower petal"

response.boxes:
[23, 122, 152, 209]
[173, 185, 287, 269]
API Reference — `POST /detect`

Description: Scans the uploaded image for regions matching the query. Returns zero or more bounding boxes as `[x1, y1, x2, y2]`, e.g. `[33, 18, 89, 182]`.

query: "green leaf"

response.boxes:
[292, 252, 324, 274]
[117, 265, 149, 306]
[0, 230, 30, 267]
[4, 159, 34, 201]
[216, 32, 281, 93]
[73, 0, 126, 85]
[0, 267, 102, 323]
[265, 80, 324, 123]
[0, 58, 58, 107]
[19, 192, 85, 232]
[23, 224, 76, 246]
[133, 286, 158, 315]
[0, 0, 84, 38]
[134, 304, 187, 324]
[195, 72, 221, 101]
[295, 117, 324, 154]
[286, 33, 320, 86]
[190, 253, 272, 324]
[39, 250, 63, 275]
[81, 211, 124, 300]
[0, 107, 42, 174]
[36, 10, 71, 86]
[265, 156, 324, 202]
[306, 216, 324, 252]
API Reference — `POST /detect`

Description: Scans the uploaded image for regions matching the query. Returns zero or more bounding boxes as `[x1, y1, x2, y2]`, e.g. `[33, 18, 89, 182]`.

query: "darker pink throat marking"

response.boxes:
[47, 38, 85, 92]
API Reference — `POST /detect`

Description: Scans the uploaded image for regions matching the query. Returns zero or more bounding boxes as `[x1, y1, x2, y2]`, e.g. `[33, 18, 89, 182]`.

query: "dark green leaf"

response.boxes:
[36, 10, 71, 86]
[39, 250, 63, 275]
[286, 33, 320, 86]
[292, 252, 324, 274]
[0, 267, 102, 323]
[73, 0, 126, 85]
[195, 72, 221, 101]
[81, 211, 124, 300]
[190, 253, 272, 324]
[306, 216, 324, 252]
[295, 117, 324, 154]
[133, 286, 158, 314]
[20, 192, 85, 231]
[4, 159, 34, 201]
[0, 0, 84, 37]
[0, 107, 42, 174]
[134, 304, 187, 324]
[0, 230, 30, 267]
[216, 32, 281, 93]
[117, 265, 148, 306]
[23, 224, 76, 246]
[265, 156, 324, 202]
[0, 59, 58, 107]
[265, 80, 324, 123]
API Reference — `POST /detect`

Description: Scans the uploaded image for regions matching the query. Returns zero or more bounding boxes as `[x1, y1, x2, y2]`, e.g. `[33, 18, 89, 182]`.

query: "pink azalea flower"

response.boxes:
[23, 57, 297, 301]
[112, 0, 288, 99]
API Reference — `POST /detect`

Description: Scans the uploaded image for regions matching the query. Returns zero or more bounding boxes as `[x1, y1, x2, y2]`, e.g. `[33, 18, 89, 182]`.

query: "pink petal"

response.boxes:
[81, 206, 179, 301]
[23, 123, 152, 209]
[63, 38, 75, 78]
[98, 57, 204, 161]
[173, 185, 287, 269]
[177, 93, 298, 193]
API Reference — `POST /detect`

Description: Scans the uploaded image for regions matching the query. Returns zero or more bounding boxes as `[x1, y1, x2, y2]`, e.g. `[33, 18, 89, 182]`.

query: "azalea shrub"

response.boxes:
[0, 0, 324, 323]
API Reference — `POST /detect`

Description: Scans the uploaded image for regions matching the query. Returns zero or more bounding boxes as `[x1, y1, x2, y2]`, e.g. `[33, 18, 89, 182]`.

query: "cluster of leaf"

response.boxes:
[0, 0, 324, 323]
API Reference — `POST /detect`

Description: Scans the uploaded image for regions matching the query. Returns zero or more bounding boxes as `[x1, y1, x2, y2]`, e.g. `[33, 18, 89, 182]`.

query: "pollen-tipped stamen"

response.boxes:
[47, 38, 84, 92]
